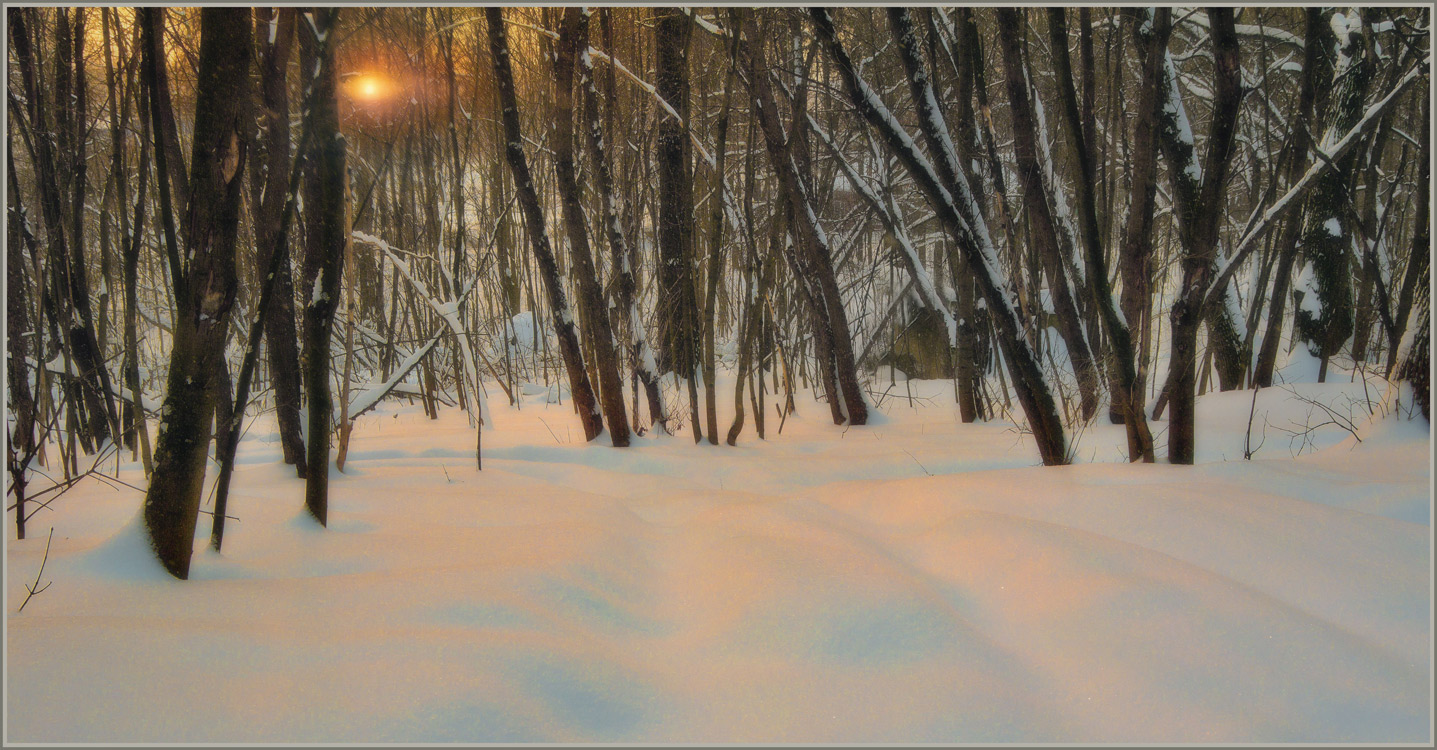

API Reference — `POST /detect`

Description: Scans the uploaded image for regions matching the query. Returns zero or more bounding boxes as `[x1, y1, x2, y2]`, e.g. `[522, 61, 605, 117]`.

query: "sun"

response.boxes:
[347, 73, 391, 103]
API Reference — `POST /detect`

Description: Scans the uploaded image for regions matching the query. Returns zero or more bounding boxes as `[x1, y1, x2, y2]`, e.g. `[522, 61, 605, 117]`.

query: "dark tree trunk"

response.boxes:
[141, 8, 252, 579]
[1151, 9, 1243, 464]
[1389, 93, 1430, 378]
[299, 8, 346, 526]
[1399, 270, 1430, 420]
[583, 8, 665, 432]
[554, 7, 630, 447]
[653, 10, 700, 394]
[1255, 9, 1326, 388]
[1293, 17, 1372, 379]
[486, 7, 604, 442]
[703, 71, 734, 445]
[1048, 8, 1155, 462]
[7, 140, 37, 540]
[253, 7, 308, 477]
[994, 9, 1100, 422]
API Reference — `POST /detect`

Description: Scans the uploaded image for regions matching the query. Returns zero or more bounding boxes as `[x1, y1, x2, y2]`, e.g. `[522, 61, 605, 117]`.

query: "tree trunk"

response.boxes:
[1254, 9, 1326, 388]
[815, 8, 1064, 461]
[299, 8, 347, 526]
[141, 8, 252, 579]
[1293, 15, 1372, 379]
[740, 12, 868, 426]
[253, 7, 308, 477]
[486, 7, 604, 442]
[554, 7, 630, 447]
[1150, 9, 1243, 464]
[653, 10, 700, 407]
[994, 9, 1100, 422]
[1048, 8, 1154, 462]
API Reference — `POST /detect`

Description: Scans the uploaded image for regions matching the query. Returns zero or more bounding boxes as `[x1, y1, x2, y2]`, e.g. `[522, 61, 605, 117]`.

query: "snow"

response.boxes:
[7, 364, 1429, 743]
[1330, 12, 1361, 51]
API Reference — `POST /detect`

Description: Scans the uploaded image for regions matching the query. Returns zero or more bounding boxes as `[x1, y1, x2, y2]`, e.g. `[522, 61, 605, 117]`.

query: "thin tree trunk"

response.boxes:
[253, 7, 308, 476]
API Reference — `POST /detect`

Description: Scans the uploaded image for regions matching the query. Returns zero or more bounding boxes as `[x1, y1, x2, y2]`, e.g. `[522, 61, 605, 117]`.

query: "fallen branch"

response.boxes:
[16, 527, 53, 614]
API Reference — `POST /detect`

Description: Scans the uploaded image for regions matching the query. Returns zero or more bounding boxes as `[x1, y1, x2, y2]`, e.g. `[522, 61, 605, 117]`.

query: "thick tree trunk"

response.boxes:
[141, 8, 252, 579]
[653, 10, 700, 398]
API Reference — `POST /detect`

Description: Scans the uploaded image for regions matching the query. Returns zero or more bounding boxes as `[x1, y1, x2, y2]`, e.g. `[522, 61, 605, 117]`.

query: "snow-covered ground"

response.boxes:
[5, 361, 1431, 743]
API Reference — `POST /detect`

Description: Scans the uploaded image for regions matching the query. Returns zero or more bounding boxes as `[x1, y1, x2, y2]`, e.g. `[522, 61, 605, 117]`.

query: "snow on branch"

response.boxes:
[1204, 57, 1429, 313]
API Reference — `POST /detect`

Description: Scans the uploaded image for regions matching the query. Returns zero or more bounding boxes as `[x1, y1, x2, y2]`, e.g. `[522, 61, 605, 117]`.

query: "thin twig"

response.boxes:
[17, 527, 54, 614]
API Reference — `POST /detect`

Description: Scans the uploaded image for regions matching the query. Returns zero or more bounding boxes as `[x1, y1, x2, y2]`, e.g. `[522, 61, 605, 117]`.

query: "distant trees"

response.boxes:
[5, 7, 1431, 557]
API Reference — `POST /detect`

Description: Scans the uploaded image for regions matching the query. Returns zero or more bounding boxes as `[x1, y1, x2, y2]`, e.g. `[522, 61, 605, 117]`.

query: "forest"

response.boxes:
[4, 6, 1432, 743]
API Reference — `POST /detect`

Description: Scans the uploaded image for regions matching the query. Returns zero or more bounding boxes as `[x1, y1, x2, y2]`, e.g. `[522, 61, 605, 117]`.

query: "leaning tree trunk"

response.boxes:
[486, 7, 604, 442]
[813, 8, 1065, 462]
[141, 8, 252, 579]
